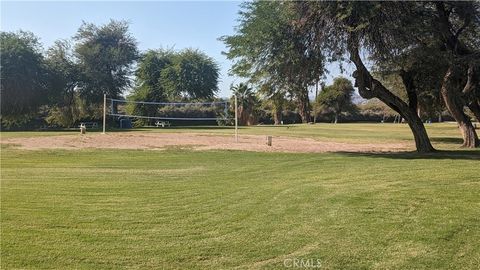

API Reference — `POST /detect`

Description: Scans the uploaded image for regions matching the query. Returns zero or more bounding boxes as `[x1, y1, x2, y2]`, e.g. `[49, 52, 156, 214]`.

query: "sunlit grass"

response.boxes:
[1, 124, 479, 269]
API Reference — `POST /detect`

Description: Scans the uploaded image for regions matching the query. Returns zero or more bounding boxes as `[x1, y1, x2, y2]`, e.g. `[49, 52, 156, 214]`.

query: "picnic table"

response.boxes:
[155, 121, 171, 128]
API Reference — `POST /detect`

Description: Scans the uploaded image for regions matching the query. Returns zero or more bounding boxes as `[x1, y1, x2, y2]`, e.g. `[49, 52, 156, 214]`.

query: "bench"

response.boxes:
[155, 121, 171, 128]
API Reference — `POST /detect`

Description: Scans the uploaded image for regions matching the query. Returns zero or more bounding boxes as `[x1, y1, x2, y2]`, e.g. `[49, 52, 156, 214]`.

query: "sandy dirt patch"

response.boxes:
[1, 132, 411, 153]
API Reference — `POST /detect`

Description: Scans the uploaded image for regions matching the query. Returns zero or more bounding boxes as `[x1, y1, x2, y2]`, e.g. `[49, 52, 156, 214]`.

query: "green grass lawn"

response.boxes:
[1, 125, 480, 269]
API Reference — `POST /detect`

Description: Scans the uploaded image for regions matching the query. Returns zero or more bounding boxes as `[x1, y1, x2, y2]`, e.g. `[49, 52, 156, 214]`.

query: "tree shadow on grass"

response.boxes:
[337, 150, 480, 160]
[430, 137, 464, 144]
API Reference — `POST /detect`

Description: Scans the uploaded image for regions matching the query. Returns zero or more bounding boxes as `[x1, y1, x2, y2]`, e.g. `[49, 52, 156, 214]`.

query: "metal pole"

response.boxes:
[102, 94, 106, 134]
[235, 94, 238, 142]
[314, 81, 319, 124]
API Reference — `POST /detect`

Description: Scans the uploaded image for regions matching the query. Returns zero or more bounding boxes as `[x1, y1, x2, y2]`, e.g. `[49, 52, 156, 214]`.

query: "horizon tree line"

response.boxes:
[1, 20, 220, 128]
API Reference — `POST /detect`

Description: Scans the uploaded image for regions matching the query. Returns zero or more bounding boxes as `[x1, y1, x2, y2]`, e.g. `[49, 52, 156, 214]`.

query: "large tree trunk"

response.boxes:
[441, 67, 479, 148]
[348, 37, 435, 153]
[435, 3, 479, 147]
[238, 106, 247, 126]
[273, 109, 282, 125]
[463, 66, 480, 123]
[374, 86, 435, 153]
[402, 109, 435, 153]
[297, 88, 311, 123]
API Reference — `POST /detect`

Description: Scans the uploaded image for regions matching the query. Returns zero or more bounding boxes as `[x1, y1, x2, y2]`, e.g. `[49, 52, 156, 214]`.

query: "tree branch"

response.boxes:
[462, 64, 476, 95]
[454, 17, 471, 39]
[399, 69, 418, 112]
[347, 34, 374, 99]
[347, 34, 415, 117]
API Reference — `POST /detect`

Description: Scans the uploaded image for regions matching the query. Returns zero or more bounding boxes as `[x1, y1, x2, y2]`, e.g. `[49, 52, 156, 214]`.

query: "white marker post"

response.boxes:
[102, 93, 106, 134]
[234, 94, 238, 142]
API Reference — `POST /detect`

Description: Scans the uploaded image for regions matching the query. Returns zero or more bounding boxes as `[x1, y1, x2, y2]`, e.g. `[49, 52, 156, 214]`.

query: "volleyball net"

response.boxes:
[106, 98, 232, 124]
[101, 94, 239, 141]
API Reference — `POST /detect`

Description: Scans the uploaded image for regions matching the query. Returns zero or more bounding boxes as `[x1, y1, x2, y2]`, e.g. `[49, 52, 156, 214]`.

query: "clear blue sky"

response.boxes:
[1, 1, 349, 99]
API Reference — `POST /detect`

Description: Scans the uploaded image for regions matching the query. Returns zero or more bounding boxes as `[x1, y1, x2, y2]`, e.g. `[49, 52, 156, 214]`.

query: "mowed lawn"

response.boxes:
[1, 124, 480, 269]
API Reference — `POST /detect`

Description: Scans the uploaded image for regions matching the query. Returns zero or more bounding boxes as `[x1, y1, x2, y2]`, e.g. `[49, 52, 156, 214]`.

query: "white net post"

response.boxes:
[235, 94, 238, 142]
[102, 94, 106, 134]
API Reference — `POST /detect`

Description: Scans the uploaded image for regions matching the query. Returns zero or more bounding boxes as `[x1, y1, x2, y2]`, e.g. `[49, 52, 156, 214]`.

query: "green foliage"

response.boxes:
[0, 31, 47, 127]
[292, 2, 426, 65]
[43, 94, 100, 127]
[127, 86, 158, 126]
[231, 83, 259, 125]
[157, 104, 219, 119]
[222, 1, 324, 122]
[136, 49, 173, 101]
[223, 2, 324, 86]
[45, 105, 78, 127]
[127, 49, 175, 124]
[163, 49, 219, 100]
[74, 20, 138, 103]
[131, 49, 220, 101]
[127, 48, 220, 124]
[357, 99, 397, 118]
[316, 77, 356, 123]
[44, 40, 82, 127]
[258, 84, 288, 125]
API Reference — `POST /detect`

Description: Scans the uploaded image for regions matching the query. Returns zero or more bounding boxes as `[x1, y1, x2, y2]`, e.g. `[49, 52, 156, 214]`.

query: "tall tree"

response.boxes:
[161, 49, 219, 100]
[74, 20, 138, 104]
[316, 77, 356, 124]
[221, 1, 325, 123]
[128, 49, 174, 122]
[293, 1, 436, 152]
[432, 2, 480, 147]
[0, 31, 47, 127]
[365, 1, 479, 146]
[44, 40, 82, 127]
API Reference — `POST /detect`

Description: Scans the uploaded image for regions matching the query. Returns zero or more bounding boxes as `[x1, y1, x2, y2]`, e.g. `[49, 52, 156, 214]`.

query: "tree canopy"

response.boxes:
[162, 49, 219, 100]
[74, 20, 138, 103]
[127, 48, 220, 123]
[221, 1, 326, 123]
[290, 1, 446, 152]
[1, 20, 223, 129]
[316, 77, 356, 124]
[0, 31, 47, 127]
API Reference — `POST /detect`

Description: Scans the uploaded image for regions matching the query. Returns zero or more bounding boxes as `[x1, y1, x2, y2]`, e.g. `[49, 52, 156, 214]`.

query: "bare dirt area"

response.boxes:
[1, 132, 411, 153]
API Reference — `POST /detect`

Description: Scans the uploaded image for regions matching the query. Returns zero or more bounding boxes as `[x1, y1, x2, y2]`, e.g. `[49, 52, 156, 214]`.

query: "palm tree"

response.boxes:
[231, 83, 258, 125]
